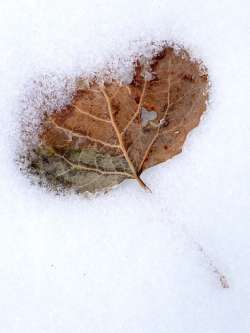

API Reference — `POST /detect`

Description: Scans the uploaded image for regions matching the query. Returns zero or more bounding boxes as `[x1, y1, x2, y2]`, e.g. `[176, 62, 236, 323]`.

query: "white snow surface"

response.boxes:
[0, 1, 250, 332]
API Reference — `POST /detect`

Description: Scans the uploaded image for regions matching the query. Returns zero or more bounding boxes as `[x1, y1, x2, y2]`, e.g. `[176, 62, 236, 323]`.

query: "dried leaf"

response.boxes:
[24, 46, 209, 194]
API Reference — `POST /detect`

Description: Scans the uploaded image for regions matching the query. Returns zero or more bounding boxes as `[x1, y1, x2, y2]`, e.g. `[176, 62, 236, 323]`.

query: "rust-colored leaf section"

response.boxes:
[27, 46, 208, 193]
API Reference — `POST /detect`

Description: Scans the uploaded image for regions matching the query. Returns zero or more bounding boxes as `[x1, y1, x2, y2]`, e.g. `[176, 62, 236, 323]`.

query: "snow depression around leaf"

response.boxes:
[21, 46, 209, 194]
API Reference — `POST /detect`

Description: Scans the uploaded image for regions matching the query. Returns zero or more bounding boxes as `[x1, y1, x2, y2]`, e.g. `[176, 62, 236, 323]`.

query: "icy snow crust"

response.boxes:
[0, 1, 249, 332]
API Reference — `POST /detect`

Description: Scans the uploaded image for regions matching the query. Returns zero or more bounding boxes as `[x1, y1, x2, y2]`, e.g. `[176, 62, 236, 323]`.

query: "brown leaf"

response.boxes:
[25, 46, 209, 194]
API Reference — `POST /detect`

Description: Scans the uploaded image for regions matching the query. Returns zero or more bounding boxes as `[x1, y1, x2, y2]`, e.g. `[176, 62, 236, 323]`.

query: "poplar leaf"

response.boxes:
[25, 46, 208, 194]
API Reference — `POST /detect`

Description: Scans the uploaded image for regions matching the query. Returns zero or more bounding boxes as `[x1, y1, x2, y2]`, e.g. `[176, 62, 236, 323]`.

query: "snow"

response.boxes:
[0, 0, 250, 332]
